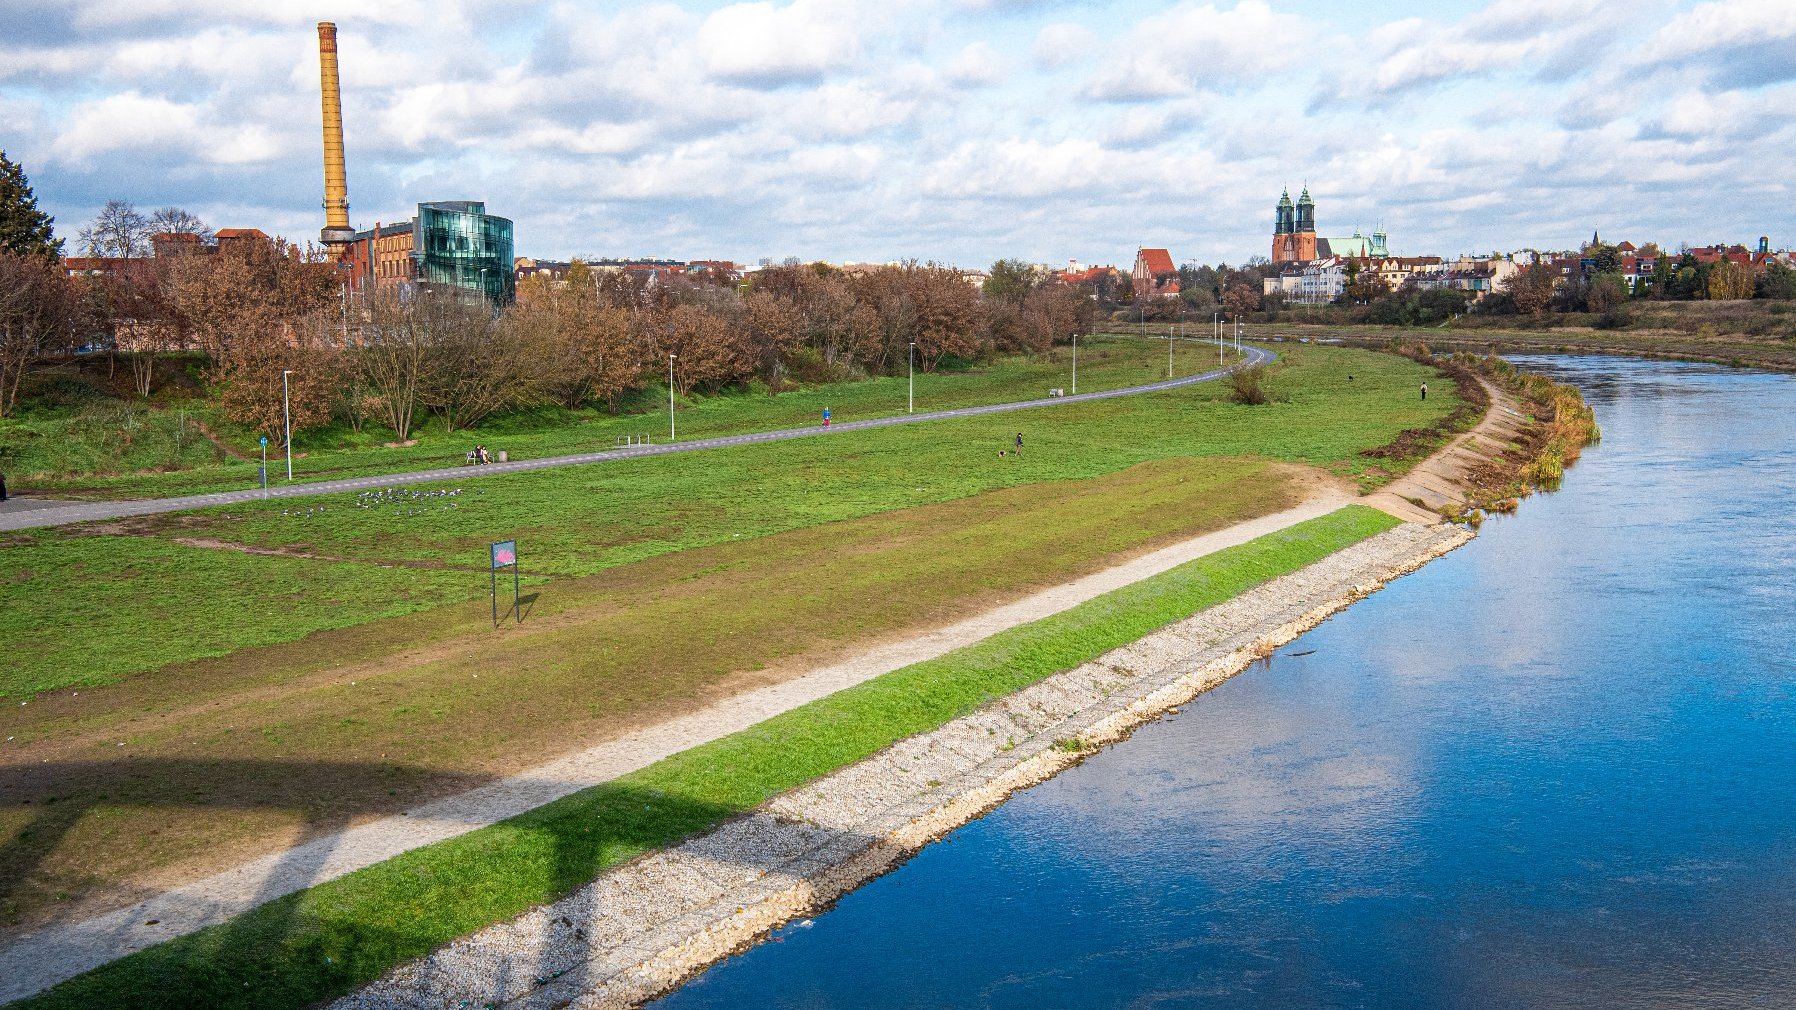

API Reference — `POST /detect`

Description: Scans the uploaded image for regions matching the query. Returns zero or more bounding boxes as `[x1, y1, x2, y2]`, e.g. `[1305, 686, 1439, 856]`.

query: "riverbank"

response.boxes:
[334, 518, 1471, 1010]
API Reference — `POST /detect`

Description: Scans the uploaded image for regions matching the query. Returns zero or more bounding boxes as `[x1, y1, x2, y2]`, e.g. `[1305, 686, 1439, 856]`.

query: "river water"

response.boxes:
[654, 356, 1796, 1010]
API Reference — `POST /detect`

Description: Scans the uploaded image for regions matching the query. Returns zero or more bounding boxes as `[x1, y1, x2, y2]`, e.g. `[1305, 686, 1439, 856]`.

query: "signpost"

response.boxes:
[491, 539, 519, 627]
[258, 435, 268, 489]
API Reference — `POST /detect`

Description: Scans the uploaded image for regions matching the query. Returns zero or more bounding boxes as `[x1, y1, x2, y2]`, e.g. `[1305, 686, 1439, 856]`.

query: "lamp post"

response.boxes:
[281, 369, 293, 480]
[1071, 332, 1078, 394]
[1168, 325, 1174, 379]
[908, 341, 915, 414]
[668, 353, 677, 442]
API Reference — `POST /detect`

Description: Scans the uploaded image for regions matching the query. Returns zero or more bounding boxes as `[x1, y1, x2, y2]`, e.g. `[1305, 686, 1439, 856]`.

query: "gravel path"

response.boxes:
[333, 521, 1474, 1010]
[0, 485, 1344, 1004]
[0, 346, 1271, 533]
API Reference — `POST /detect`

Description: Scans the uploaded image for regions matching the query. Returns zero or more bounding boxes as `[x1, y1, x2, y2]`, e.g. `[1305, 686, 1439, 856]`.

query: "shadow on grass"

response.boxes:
[0, 754, 812, 1010]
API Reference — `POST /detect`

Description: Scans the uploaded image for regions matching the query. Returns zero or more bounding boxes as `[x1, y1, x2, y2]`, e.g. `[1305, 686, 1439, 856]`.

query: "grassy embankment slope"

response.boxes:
[10, 505, 1401, 1010]
[1, 334, 1214, 499]
[0, 346, 1462, 984]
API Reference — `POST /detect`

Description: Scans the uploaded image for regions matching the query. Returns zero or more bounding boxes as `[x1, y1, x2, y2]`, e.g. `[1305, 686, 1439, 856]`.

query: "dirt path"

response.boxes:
[0, 489, 1353, 1003]
[1365, 377, 1524, 522]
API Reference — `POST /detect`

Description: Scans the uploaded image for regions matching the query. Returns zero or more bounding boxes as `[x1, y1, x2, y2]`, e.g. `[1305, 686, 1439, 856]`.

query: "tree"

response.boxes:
[661, 302, 753, 395]
[423, 295, 530, 431]
[0, 251, 79, 417]
[358, 290, 442, 441]
[903, 263, 982, 371]
[1707, 260, 1754, 301]
[1222, 281, 1261, 316]
[147, 207, 213, 244]
[79, 200, 152, 259]
[982, 259, 1039, 302]
[1585, 272, 1628, 314]
[1757, 261, 1796, 300]
[0, 151, 62, 259]
[1506, 263, 1557, 315]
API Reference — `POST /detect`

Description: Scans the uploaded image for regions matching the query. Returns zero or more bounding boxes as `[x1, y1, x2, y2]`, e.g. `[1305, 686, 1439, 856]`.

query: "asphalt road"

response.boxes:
[0, 344, 1272, 533]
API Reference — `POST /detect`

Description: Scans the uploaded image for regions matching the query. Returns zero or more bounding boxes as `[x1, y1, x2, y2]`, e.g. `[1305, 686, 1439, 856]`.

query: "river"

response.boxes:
[653, 356, 1796, 1010]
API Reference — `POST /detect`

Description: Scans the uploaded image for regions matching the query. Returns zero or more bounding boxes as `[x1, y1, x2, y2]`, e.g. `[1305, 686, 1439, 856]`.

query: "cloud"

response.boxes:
[697, 0, 872, 87]
[1636, 0, 1796, 87]
[944, 41, 1003, 88]
[1084, 1, 1306, 102]
[1031, 22, 1093, 70]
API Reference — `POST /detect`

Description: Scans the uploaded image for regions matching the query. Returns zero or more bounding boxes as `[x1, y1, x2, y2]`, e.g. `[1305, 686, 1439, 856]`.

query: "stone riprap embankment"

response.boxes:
[335, 519, 1472, 1010]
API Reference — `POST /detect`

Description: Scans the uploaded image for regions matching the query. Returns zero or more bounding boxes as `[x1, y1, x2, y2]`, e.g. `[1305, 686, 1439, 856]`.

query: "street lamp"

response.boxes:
[908, 341, 915, 414]
[1168, 325, 1174, 379]
[281, 369, 294, 480]
[1071, 332, 1078, 394]
[668, 353, 677, 442]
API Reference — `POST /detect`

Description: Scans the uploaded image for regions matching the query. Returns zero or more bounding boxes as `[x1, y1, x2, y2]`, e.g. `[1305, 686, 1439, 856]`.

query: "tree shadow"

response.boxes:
[1, 754, 874, 1010]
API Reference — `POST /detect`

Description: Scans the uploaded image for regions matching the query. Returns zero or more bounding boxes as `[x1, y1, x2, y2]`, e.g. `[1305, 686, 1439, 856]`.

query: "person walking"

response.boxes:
[1421, 381, 1428, 401]
[1014, 432, 1024, 454]
[822, 406, 831, 429]
[0, 472, 8, 502]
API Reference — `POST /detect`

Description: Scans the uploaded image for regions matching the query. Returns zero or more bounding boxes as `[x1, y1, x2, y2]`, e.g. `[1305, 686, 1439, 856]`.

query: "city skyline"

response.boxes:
[4, 0, 1792, 265]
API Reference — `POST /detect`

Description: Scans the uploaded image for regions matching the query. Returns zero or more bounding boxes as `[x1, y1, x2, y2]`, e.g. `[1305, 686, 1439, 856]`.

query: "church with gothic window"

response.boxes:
[1271, 187, 1388, 264]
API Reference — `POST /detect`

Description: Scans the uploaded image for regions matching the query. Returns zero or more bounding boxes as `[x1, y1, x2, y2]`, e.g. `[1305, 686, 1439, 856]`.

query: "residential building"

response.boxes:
[339, 201, 516, 306]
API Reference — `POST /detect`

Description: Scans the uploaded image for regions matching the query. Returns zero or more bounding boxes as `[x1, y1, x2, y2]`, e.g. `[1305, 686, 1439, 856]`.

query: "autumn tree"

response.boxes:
[423, 294, 530, 431]
[1707, 260, 1755, 301]
[0, 251, 79, 417]
[0, 151, 62, 259]
[357, 289, 441, 440]
[1222, 280, 1262, 316]
[1506, 263, 1558, 315]
[661, 302, 753, 395]
[901, 263, 981, 371]
[1585, 272, 1628, 313]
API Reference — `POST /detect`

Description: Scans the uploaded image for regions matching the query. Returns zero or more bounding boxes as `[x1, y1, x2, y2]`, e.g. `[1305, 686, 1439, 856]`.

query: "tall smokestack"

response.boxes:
[317, 22, 354, 248]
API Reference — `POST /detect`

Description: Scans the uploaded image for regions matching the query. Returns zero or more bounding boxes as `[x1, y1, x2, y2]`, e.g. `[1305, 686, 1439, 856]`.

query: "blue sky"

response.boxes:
[3, 0, 1792, 267]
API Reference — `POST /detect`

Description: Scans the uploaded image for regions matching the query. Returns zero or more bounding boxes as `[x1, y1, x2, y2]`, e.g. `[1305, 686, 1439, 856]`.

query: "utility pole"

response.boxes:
[908, 341, 915, 413]
[668, 354, 677, 441]
[1168, 326, 1174, 378]
[281, 369, 294, 479]
[1071, 332, 1078, 394]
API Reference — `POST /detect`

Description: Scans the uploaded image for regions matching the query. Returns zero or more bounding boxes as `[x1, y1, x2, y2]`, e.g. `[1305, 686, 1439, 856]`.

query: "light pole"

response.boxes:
[281, 369, 293, 480]
[908, 341, 915, 414]
[1071, 332, 1078, 394]
[1168, 325, 1174, 379]
[668, 353, 677, 442]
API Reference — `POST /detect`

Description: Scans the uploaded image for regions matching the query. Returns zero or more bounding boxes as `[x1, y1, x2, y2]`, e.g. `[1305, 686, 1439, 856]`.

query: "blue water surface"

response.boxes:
[654, 356, 1796, 1010]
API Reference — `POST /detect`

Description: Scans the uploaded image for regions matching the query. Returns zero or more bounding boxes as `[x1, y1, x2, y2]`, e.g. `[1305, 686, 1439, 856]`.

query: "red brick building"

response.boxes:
[1132, 247, 1180, 297]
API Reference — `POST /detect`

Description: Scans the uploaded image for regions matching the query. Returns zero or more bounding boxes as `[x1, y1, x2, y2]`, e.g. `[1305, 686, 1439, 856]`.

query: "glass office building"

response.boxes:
[414, 201, 515, 306]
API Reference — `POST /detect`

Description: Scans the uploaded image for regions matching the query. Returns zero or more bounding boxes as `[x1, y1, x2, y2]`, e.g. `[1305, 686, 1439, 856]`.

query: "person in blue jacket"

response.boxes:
[822, 406, 831, 429]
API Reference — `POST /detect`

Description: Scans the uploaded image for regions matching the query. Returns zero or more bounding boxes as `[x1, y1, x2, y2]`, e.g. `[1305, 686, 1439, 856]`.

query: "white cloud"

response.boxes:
[944, 41, 1003, 88]
[697, 0, 872, 86]
[1085, 1, 1306, 101]
[1032, 22, 1093, 70]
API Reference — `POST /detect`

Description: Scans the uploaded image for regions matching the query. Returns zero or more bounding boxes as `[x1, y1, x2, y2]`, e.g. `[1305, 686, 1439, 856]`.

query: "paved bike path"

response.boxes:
[0, 345, 1269, 533]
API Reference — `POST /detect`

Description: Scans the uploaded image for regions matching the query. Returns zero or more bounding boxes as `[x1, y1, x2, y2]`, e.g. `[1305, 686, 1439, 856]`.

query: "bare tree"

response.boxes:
[0, 251, 78, 417]
[358, 289, 444, 441]
[422, 293, 529, 431]
[78, 200, 152, 259]
[147, 207, 213, 244]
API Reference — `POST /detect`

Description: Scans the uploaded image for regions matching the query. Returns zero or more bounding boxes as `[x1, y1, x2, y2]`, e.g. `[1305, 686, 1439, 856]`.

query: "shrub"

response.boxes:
[1229, 365, 1269, 405]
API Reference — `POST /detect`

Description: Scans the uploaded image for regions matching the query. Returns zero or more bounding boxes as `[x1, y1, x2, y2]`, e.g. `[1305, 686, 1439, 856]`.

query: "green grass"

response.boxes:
[9, 504, 1399, 1010]
[0, 536, 499, 698]
[0, 345, 1457, 695]
[9, 334, 1209, 499]
[0, 343, 1458, 690]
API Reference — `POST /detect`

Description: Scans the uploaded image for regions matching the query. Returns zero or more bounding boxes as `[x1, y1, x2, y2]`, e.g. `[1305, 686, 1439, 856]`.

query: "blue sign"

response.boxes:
[491, 540, 517, 569]
[260, 436, 268, 447]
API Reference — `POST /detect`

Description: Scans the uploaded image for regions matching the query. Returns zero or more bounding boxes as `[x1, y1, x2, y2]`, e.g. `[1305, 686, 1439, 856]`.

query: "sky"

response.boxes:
[3, 0, 1792, 267]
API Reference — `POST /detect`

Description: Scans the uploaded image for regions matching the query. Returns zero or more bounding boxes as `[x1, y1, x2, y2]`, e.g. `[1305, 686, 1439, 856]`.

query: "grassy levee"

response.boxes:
[7, 334, 1200, 500]
[1, 345, 1456, 696]
[8, 505, 1400, 1010]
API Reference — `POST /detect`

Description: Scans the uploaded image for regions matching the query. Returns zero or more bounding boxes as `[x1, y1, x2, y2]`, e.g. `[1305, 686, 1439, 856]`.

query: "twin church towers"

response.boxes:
[1270, 187, 1389, 264]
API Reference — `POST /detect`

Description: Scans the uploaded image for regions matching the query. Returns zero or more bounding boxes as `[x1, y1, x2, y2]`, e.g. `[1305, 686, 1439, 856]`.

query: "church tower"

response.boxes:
[1272, 189, 1298, 262]
[1293, 186, 1317, 260]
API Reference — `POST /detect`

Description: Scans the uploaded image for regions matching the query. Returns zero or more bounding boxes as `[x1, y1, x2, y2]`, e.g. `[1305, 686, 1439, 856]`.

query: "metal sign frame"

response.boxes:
[491, 539, 519, 627]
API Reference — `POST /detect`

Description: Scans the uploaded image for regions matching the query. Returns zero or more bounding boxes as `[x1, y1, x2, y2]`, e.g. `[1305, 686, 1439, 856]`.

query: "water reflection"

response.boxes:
[657, 357, 1796, 1010]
